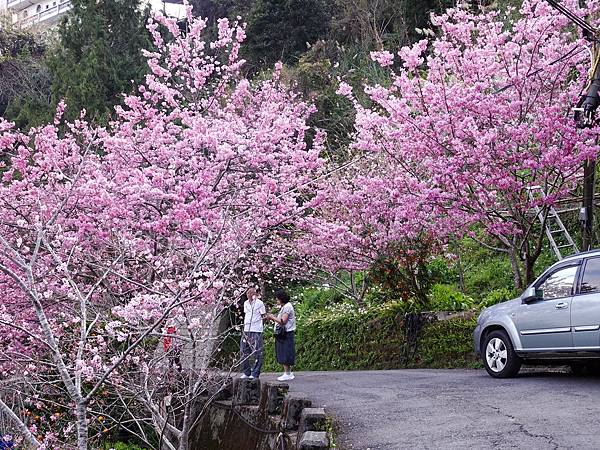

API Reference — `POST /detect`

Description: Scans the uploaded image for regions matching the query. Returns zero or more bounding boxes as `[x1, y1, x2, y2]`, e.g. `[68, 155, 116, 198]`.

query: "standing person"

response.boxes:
[267, 289, 296, 381]
[240, 287, 266, 379]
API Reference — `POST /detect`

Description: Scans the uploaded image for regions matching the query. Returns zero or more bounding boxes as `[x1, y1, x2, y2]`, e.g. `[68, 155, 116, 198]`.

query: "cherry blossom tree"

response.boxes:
[312, 0, 600, 291]
[0, 6, 325, 449]
[3, 0, 599, 448]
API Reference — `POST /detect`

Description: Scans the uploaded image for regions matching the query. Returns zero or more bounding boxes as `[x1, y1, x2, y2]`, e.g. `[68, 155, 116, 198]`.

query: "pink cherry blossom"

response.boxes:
[370, 50, 395, 66]
[306, 0, 599, 290]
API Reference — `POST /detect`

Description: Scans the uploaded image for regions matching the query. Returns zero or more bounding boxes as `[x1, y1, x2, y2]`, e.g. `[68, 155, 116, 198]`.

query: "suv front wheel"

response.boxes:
[483, 330, 522, 378]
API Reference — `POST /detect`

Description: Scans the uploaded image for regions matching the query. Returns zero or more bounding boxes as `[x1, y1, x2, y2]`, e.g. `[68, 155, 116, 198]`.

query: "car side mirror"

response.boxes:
[521, 286, 543, 303]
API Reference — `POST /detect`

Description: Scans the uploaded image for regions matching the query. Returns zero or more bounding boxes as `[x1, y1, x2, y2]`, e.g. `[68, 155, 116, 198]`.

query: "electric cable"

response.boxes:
[546, 0, 599, 38]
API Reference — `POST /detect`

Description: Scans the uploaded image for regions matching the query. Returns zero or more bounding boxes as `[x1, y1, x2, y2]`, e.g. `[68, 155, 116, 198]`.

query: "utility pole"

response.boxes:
[581, 152, 596, 251]
[574, 26, 599, 251]
[579, 160, 596, 251]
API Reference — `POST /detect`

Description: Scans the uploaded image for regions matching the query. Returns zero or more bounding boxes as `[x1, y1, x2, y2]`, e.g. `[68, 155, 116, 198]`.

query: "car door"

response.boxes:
[571, 257, 600, 349]
[516, 263, 579, 351]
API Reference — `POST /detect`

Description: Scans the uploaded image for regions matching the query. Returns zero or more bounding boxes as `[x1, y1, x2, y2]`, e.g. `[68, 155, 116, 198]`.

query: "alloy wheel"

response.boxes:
[486, 337, 508, 373]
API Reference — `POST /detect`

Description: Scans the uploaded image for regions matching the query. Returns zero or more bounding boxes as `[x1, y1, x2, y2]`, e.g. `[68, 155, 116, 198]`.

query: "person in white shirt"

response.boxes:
[240, 287, 266, 379]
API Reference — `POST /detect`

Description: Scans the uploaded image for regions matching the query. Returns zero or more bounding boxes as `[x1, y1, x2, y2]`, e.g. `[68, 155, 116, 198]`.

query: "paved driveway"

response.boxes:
[263, 369, 600, 450]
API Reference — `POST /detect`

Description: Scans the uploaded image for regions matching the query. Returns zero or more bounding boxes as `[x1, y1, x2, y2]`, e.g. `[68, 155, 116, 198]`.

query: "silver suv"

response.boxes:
[474, 249, 600, 378]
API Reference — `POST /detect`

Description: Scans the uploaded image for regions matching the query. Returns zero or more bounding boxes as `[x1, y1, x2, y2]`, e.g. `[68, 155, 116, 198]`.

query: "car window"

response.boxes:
[538, 265, 578, 300]
[581, 257, 600, 295]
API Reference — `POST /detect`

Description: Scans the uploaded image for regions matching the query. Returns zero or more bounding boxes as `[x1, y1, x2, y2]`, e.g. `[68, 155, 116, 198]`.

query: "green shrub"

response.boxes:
[292, 285, 344, 317]
[480, 288, 514, 308]
[460, 250, 516, 300]
[429, 284, 475, 312]
[262, 301, 478, 372]
[427, 258, 458, 285]
[412, 317, 480, 369]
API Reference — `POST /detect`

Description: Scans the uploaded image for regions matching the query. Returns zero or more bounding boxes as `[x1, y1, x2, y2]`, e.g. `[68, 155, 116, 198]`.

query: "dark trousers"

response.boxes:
[240, 331, 264, 377]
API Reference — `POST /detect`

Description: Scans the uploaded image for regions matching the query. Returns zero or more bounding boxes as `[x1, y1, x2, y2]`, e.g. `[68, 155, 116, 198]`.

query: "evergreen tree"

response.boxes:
[49, 0, 152, 123]
[244, 0, 329, 68]
[189, 0, 239, 24]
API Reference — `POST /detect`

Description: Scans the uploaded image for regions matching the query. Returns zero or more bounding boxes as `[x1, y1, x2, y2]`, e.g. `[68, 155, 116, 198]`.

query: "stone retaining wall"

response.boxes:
[190, 377, 331, 450]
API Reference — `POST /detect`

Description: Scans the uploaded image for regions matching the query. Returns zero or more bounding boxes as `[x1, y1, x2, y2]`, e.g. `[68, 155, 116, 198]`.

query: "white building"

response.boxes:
[1, 0, 184, 29]
[6, 0, 72, 28]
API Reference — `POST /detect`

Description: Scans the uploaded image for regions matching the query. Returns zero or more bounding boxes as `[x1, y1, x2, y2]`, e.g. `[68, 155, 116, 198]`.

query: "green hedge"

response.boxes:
[261, 303, 480, 372]
[411, 317, 480, 368]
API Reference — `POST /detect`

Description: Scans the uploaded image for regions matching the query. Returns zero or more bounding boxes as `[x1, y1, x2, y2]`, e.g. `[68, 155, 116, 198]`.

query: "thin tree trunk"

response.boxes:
[350, 271, 366, 307]
[524, 256, 537, 287]
[179, 412, 190, 450]
[508, 249, 523, 291]
[457, 252, 465, 293]
[0, 398, 40, 448]
[76, 401, 89, 450]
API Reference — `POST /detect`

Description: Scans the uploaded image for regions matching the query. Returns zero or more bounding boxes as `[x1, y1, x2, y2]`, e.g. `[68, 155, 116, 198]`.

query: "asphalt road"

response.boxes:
[263, 368, 600, 450]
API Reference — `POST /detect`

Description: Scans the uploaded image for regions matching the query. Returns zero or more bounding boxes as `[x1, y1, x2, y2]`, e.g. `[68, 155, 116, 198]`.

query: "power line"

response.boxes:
[546, 0, 599, 39]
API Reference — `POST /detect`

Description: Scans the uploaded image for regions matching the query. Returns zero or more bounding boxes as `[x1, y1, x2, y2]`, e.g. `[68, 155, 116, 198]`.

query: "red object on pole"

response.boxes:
[163, 326, 176, 352]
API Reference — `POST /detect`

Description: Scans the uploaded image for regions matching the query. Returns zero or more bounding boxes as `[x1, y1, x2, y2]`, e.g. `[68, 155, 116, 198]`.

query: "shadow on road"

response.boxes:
[517, 365, 600, 379]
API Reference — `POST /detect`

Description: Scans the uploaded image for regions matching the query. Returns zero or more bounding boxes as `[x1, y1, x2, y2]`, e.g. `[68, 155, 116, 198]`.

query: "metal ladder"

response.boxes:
[527, 185, 579, 260]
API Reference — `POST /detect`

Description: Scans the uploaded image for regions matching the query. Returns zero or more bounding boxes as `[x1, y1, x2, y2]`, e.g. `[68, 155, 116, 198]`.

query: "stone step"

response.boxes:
[297, 431, 330, 450]
[298, 407, 327, 435]
[282, 392, 312, 430]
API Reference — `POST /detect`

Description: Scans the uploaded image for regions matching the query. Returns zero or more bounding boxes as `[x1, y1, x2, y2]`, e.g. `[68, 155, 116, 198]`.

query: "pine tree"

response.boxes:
[189, 0, 239, 25]
[49, 0, 152, 123]
[244, 0, 329, 68]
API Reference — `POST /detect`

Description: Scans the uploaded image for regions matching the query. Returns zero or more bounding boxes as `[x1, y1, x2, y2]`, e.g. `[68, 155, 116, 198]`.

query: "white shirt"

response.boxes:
[277, 303, 296, 332]
[243, 299, 266, 333]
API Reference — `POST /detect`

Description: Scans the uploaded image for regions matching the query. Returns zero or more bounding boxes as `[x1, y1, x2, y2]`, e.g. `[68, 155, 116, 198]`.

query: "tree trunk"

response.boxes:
[178, 421, 189, 450]
[178, 377, 193, 450]
[76, 401, 89, 450]
[349, 271, 366, 307]
[524, 255, 537, 287]
[508, 249, 523, 291]
[457, 252, 465, 293]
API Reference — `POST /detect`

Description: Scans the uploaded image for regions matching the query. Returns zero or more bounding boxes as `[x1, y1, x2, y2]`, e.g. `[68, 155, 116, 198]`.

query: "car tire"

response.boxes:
[482, 330, 522, 378]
